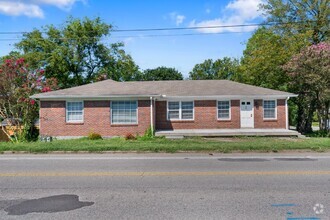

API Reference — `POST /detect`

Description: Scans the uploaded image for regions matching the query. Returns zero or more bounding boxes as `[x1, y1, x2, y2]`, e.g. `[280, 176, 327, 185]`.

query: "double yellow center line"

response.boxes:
[0, 171, 330, 177]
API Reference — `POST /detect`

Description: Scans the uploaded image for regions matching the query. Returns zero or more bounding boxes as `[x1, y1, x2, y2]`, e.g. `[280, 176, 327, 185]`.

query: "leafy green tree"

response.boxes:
[284, 42, 330, 133]
[260, 0, 329, 44]
[240, 27, 306, 90]
[140, 66, 183, 81]
[96, 51, 142, 82]
[189, 57, 239, 80]
[0, 58, 57, 142]
[16, 17, 136, 88]
[0, 51, 22, 63]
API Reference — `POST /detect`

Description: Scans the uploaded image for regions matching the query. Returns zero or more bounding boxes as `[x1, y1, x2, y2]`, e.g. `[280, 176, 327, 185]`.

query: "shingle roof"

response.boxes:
[31, 79, 296, 99]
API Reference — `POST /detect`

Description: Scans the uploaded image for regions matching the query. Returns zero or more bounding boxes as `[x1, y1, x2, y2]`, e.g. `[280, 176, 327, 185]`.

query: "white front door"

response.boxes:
[240, 100, 254, 128]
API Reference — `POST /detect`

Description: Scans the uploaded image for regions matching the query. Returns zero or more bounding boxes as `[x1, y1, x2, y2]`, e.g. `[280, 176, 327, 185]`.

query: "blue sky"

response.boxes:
[0, 0, 264, 76]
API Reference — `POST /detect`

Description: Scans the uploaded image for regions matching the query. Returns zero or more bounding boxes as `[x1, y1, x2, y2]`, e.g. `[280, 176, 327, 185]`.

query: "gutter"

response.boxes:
[31, 94, 298, 101]
[160, 94, 298, 100]
[285, 97, 290, 130]
[30, 94, 162, 100]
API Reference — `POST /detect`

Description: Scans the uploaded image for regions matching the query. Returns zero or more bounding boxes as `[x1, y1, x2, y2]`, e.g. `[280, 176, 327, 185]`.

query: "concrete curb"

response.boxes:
[1, 149, 329, 155]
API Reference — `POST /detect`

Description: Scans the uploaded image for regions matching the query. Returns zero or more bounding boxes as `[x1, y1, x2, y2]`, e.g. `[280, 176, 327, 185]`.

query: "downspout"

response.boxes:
[285, 97, 290, 130]
[150, 97, 154, 136]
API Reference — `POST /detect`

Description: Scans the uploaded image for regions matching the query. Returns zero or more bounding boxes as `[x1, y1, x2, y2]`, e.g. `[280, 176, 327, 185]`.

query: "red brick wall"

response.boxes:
[254, 99, 286, 129]
[40, 98, 287, 137]
[155, 100, 240, 130]
[40, 100, 151, 137]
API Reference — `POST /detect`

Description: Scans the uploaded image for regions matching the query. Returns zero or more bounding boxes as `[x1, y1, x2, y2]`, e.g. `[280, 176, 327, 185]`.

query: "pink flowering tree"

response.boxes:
[0, 58, 57, 142]
[284, 42, 330, 133]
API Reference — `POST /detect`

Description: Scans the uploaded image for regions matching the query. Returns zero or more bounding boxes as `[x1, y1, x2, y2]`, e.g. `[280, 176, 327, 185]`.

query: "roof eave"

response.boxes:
[31, 94, 298, 100]
[159, 94, 298, 100]
[30, 94, 162, 100]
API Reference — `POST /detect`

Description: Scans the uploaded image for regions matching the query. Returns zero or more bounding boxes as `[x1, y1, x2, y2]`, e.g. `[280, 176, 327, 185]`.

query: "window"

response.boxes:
[218, 101, 231, 120]
[66, 101, 83, 123]
[111, 101, 137, 124]
[167, 101, 194, 120]
[168, 102, 180, 120]
[263, 100, 276, 119]
[181, 102, 194, 119]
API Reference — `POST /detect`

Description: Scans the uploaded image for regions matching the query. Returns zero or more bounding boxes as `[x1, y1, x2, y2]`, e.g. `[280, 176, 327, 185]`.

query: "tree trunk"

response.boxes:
[1, 126, 13, 142]
[296, 99, 314, 134]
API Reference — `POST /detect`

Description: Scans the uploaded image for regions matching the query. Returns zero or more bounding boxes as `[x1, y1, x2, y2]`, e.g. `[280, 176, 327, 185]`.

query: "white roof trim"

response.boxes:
[31, 94, 162, 100]
[32, 94, 297, 101]
[159, 94, 297, 101]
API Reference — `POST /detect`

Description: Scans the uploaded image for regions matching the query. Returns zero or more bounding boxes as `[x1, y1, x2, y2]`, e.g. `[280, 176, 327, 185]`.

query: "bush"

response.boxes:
[144, 126, 153, 138]
[137, 127, 154, 141]
[305, 130, 330, 138]
[125, 133, 136, 140]
[88, 132, 102, 140]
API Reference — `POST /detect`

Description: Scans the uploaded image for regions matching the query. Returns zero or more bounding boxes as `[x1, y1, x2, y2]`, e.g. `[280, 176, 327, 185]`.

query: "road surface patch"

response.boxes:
[4, 194, 93, 215]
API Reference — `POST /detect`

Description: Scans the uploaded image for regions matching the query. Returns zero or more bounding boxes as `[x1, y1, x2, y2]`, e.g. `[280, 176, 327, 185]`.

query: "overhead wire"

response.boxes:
[0, 20, 317, 42]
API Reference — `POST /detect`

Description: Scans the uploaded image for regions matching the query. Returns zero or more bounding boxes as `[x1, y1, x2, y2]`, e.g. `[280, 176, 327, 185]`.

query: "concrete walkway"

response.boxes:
[155, 129, 301, 138]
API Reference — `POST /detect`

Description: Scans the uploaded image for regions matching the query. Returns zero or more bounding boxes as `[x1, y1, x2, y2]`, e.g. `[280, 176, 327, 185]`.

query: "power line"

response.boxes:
[0, 20, 315, 35]
[0, 30, 256, 42]
[112, 23, 264, 32]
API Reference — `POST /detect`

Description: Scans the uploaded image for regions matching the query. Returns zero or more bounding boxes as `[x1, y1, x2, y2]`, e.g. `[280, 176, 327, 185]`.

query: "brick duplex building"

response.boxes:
[31, 80, 297, 138]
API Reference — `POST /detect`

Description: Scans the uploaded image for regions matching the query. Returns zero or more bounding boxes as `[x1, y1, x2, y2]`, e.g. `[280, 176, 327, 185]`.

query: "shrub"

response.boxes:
[137, 127, 154, 141]
[125, 133, 136, 140]
[144, 126, 154, 138]
[88, 132, 102, 140]
[305, 130, 330, 138]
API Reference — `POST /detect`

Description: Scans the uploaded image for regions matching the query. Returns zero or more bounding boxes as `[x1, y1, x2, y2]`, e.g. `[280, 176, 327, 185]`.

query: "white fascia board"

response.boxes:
[159, 94, 297, 101]
[32, 94, 298, 101]
[31, 94, 162, 100]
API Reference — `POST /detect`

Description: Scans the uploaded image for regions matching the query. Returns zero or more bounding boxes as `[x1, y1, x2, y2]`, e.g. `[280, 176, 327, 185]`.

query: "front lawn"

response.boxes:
[0, 137, 329, 153]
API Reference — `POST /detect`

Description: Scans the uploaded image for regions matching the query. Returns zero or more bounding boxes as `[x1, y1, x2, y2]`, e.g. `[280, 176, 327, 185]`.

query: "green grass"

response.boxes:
[312, 122, 319, 127]
[0, 137, 329, 153]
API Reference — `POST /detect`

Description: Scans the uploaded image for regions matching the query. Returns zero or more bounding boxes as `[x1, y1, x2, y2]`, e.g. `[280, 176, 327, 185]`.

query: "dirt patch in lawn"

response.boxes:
[203, 137, 245, 142]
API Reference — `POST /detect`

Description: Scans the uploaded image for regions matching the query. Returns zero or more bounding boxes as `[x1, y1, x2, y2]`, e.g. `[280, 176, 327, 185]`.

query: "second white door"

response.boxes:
[240, 100, 254, 128]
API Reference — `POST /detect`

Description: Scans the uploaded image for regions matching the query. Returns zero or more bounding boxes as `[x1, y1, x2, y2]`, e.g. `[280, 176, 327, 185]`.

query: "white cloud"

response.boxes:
[123, 37, 135, 45]
[169, 12, 186, 26]
[226, 0, 262, 20]
[0, 1, 44, 18]
[0, 0, 84, 18]
[189, 0, 263, 33]
[33, 0, 84, 10]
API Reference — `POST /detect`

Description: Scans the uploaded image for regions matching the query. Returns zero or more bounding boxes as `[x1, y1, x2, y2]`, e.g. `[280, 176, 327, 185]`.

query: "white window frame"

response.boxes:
[111, 100, 138, 125]
[217, 100, 231, 120]
[263, 99, 277, 120]
[66, 101, 84, 123]
[167, 101, 194, 121]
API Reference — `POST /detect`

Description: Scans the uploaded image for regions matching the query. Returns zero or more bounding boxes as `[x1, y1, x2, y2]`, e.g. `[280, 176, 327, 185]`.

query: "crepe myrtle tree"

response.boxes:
[284, 42, 330, 133]
[0, 58, 57, 142]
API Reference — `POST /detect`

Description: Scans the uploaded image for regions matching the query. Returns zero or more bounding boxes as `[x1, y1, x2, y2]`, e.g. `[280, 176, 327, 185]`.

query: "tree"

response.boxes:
[96, 51, 142, 82]
[189, 57, 239, 80]
[0, 58, 57, 142]
[240, 27, 306, 90]
[140, 66, 183, 81]
[260, 0, 330, 44]
[284, 42, 330, 133]
[16, 17, 137, 88]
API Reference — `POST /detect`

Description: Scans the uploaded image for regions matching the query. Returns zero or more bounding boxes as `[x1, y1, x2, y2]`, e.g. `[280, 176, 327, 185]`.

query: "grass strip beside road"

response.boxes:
[0, 137, 329, 153]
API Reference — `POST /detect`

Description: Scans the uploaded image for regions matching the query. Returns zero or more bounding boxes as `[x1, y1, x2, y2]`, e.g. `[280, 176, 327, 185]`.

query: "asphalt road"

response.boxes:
[0, 153, 329, 220]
